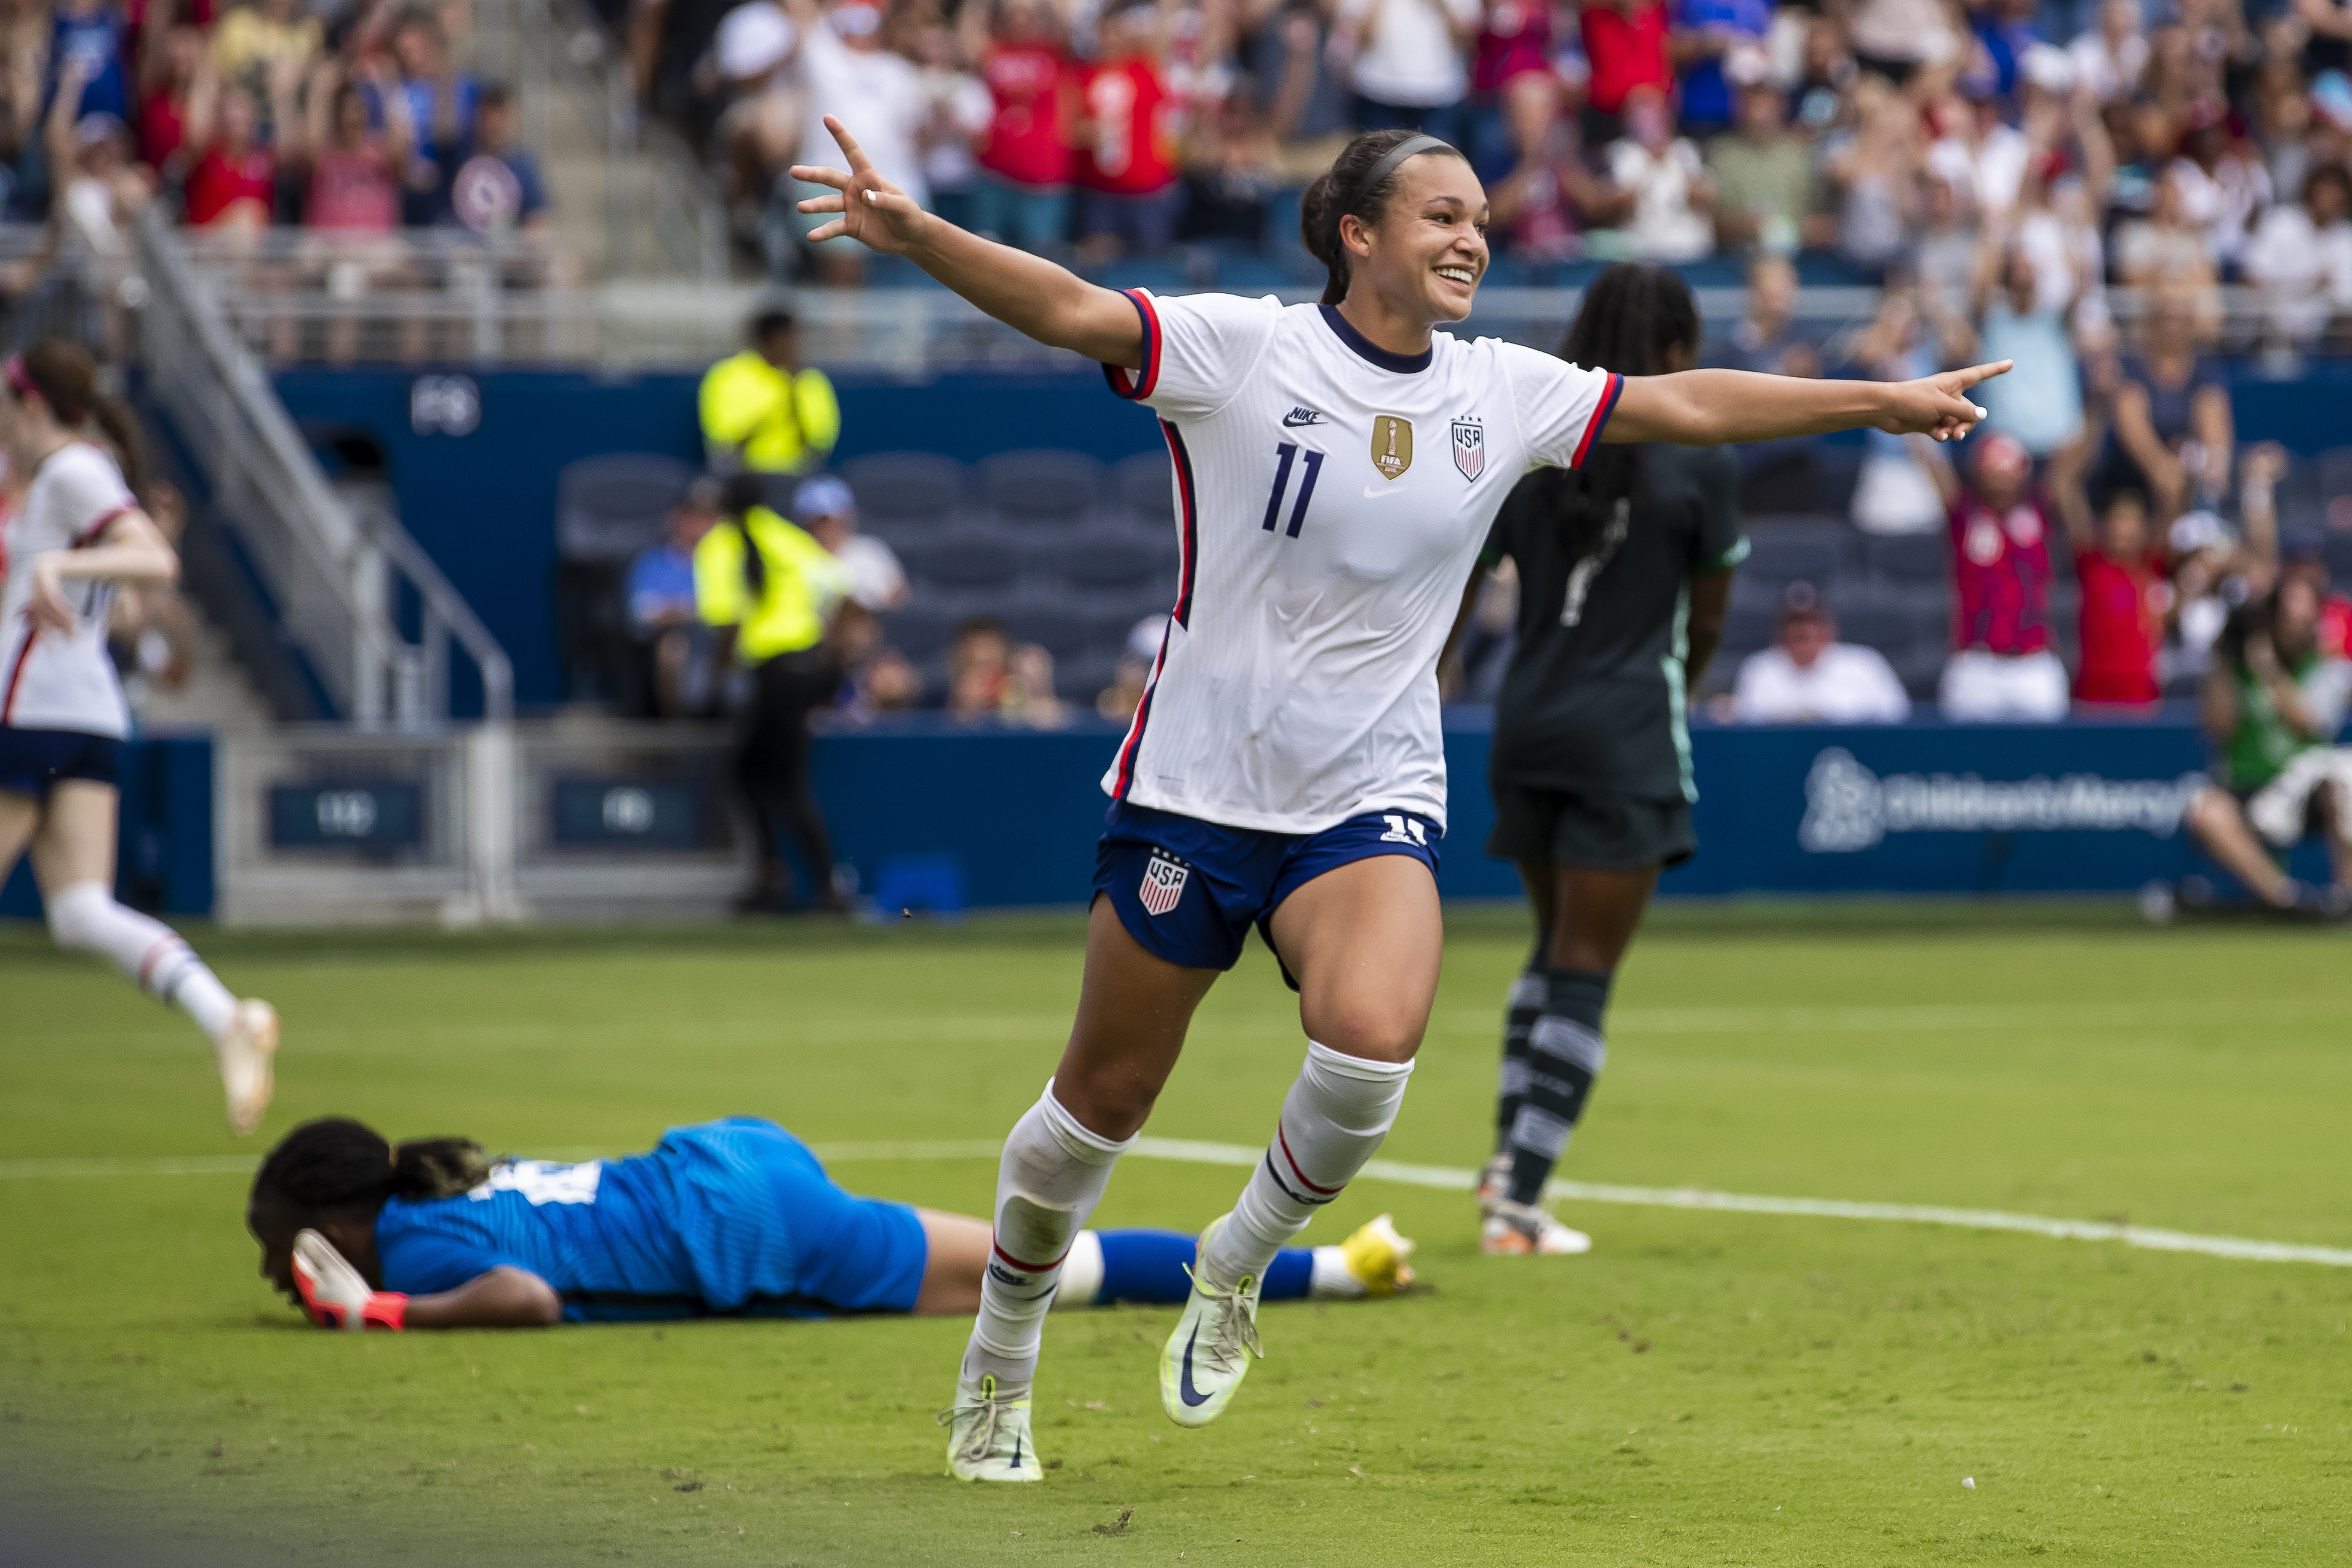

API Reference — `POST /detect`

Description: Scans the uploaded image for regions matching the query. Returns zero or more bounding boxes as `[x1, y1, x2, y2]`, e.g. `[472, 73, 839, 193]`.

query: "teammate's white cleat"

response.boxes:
[941, 1374, 1042, 1482]
[215, 998, 279, 1137]
[1480, 1197, 1593, 1256]
[1475, 1153, 1511, 1216]
[1160, 1214, 1263, 1428]
[1336, 1214, 1418, 1296]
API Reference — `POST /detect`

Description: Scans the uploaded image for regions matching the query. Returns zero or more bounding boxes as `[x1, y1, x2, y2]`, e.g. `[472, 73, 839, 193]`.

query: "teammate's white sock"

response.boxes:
[961, 1081, 1133, 1388]
[1200, 1042, 1413, 1290]
[46, 880, 239, 1040]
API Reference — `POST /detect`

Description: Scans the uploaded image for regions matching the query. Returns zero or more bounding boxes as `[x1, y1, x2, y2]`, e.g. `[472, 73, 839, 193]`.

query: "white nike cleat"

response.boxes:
[215, 999, 279, 1137]
[1160, 1214, 1263, 1428]
[1476, 1153, 1511, 1216]
[1481, 1197, 1593, 1256]
[1336, 1214, 1417, 1297]
[940, 1374, 1042, 1482]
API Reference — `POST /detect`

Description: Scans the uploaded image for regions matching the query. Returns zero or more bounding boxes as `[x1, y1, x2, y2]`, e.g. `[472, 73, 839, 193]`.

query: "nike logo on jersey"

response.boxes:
[1281, 407, 1328, 428]
[1178, 1326, 1212, 1407]
[1360, 484, 1406, 501]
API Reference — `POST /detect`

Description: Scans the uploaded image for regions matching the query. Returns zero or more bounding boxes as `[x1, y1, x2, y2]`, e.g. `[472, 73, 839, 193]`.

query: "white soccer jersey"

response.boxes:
[0, 442, 138, 738]
[1102, 290, 1620, 833]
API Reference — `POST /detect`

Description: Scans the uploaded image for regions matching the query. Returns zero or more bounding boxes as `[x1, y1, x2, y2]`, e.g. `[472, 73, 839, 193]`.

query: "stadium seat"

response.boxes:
[900, 526, 1022, 592]
[1091, 602, 1166, 661]
[840, 452, 967, 528]
[999, 593, 1098, 661]
[555, 453, 696, 563]
[1056, 650, 1120, 704]
[1112, 451, 1177, 526]
[1048, 526, 1172, 590]
[2324, 529, 2352, 578]
[876, 602, 962, 664]
[1721, 600, 1775, 657]
[1831, 592, 1918, 656]
[2315, 445, 2352, 511]
[979, 450, 1103, 526]
[1856, 532, 1948, 587]
[1739, 522, 1849, 587]
[1896, 645, 1946, 701]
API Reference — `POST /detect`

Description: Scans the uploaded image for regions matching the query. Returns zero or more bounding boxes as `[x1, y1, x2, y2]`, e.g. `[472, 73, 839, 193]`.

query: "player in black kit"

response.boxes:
[1451, 264, 1748, 1254]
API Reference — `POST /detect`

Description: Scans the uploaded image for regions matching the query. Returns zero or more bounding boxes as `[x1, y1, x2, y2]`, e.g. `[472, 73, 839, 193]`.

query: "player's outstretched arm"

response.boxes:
[790, 116, 1144, 371]
[1603, 362, 2013, 447]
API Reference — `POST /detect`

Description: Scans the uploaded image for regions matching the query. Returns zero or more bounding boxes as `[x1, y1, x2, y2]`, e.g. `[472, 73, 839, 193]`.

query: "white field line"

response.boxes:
[6, 1137, 2350, 1271]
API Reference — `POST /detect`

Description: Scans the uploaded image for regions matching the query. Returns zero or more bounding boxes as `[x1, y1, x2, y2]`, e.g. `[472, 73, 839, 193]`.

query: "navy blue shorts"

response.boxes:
[0, 726, 120, 803]
[1093, 800, 1442, 983]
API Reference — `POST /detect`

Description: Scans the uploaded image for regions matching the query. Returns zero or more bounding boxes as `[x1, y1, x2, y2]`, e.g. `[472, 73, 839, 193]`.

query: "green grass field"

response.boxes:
[4, 906, 2350, 1566]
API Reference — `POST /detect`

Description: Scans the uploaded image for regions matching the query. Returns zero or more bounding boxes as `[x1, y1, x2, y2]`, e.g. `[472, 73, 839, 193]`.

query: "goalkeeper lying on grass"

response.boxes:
[249, 1116, 1415, 1330]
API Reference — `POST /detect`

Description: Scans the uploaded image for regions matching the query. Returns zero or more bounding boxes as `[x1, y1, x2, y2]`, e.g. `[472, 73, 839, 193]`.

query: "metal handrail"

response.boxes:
[130, 207, 514, 726]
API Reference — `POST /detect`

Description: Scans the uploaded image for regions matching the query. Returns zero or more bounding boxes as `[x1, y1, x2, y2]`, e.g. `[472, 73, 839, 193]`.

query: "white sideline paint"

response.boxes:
[6, 1139, 2350, 1271]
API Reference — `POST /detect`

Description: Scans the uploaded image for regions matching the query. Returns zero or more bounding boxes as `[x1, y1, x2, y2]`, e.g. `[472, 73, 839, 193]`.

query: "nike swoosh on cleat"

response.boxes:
[1010, 1435, 1023, 1470]
[1178, 1325, 1213, 1407]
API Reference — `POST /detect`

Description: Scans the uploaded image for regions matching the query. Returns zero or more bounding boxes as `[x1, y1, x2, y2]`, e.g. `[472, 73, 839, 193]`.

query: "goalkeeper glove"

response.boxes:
[291, 1228, 408, 1332]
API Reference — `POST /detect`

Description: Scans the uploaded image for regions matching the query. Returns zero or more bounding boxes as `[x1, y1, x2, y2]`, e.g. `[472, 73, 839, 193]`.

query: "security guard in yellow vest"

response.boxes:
[695, 474, 854, 913]
[699, 309, 842, 486]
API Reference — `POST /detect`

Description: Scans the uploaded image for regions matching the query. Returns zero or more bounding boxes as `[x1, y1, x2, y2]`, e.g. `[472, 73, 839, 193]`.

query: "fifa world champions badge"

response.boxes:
[1452, 418, 1484, 480]
[1139, 851, 1190, 916]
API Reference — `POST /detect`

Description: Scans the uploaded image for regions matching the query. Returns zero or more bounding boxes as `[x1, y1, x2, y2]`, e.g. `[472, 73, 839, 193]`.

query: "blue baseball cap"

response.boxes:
[793, 475, 855, 520]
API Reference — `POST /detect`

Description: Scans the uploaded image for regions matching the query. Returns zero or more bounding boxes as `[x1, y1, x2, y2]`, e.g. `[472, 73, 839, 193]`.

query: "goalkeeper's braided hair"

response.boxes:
[252, 1117, 491, 1215]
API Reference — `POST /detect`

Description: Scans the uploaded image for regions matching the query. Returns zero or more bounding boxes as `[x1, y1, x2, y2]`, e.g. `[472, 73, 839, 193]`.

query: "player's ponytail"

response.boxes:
[1537, 262, 1702, 564]
[252, 1117, 488, 1216]
[1301, 130, 1468, 308]
[10, 339, 145, 492]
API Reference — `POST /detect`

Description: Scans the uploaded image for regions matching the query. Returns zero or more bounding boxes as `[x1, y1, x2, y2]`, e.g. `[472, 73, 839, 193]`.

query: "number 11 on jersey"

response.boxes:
[1260, 442, 1324, 540]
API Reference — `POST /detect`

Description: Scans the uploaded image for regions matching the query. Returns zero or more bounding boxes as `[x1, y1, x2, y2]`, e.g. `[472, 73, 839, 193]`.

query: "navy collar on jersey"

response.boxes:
[1318, 305, 1433, 375]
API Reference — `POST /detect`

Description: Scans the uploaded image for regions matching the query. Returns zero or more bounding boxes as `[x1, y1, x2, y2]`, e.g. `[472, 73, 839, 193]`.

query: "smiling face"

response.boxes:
[1342, 153, 1490, 326]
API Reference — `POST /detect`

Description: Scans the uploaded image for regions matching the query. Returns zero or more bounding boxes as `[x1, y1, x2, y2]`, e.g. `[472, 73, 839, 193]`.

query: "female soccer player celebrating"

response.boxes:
[0, 341, 278, 1134]
[791, 116, 2005, 1482]
[1457, 264, 1742, 1256]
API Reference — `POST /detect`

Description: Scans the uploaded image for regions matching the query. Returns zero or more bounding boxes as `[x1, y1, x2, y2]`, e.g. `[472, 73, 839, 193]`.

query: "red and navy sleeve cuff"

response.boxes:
[71, 504, 134, 548]
[1568, 372, 1625, 469]
[1100, 288, 1162, 402]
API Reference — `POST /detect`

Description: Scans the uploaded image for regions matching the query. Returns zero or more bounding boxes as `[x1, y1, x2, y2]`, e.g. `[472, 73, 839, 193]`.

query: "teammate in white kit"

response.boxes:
[0, 341, 278, 1135]
[791, 119, 2007, 1480]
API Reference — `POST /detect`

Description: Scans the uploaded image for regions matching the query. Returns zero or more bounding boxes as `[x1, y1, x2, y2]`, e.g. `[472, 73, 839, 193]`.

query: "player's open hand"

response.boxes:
[1876, 360, 2012, 443]
[28, 553, 76, 635]
[790, 116, 928, 255]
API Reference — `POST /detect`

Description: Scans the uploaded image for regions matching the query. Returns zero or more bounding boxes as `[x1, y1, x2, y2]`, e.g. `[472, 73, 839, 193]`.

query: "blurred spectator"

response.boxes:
[1097, 612, 1168, 720]
[2068, 0, 2147, 105]
[793, 473, 905, 610]
[1578, 0, 1672, 145]
[1730, 582, 1911, 723]
[2167, 97, 2268, 276]
[1909, 170, 1980, 311]
[50, 0, 135, 125]
[1914, 431, 2070, 723]
[1177, 91, 1277, 247]
[2159, 506, 2244, 685]
[912, 16, 993, 230]
[2092, 290, 2231, 519]
[385, 5, 480, 227]
[437, 81, 552, 234]
[627, 475, 723, 717]
[49, 60, 153, 249]
[2242, 164, 2352, 354]
[1706, 72, 1821, 255]
[1599, 85, 1711, 262]
[2064, 486, 2165, 707]
[1673, 0, 1770, 139]
[1961, 237, 2083, 459]
[296, 60, 409, 234]
[2179, 574, 2352, 914]
[782, 0, 931, 285]
[962, 0, 1073, 252]
[945, 613, 1009, 718]
[699, 307, 841, 487]
[1003, 642, 1065, 726]
[1487, 92, 1603, 272]
[1848, 293, 1949, 535]
[1822, 76, 1917, 275]
[1242, 0, 1354, 200]
[207, 0, 317, 136]
[181, 80, 278, 230]
[1333, 0, 1476, 144]
[1075, 0, 1180, 264]
[2113, 164, 2221, 300]
[708, 1, 799, 229]
[843, 646, 922, 715]
[1470, 0, 1554, 174]
[1845, 0, 1960, 86]
[136, 21, 209, 185]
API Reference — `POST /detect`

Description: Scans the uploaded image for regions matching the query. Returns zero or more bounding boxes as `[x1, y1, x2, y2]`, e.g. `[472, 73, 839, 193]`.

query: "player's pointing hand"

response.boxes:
[789, 115, 928, 255]
[1876, 359, 2013, 443]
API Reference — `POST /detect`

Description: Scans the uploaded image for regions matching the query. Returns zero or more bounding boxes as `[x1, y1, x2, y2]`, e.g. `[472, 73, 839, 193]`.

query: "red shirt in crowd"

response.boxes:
[2321, 592, 2352, 660]
[305, 144, 400, 231]
[1579, 0, 1673, 115]
[185, 144, 275, 225]
[2071, 543, 2166, 704]
[1473, 0, 1553, 94]
[1077, 56, 1176, 195]
[1947, 492, 2053, 656]
[139, 87, 189, 172]
[978, 43, 1072, 190]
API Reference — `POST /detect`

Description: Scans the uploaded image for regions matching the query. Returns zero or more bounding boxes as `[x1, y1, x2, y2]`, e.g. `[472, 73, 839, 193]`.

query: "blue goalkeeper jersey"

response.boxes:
[372, 1116, 927, 1322]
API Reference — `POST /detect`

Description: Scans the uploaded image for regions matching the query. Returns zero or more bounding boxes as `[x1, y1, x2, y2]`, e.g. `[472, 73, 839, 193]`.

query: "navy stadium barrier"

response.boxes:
[14, 719, 2331, 922]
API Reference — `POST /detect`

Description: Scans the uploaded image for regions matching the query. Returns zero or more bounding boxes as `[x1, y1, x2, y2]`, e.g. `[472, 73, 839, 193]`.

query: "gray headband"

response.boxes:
[1344, 133, 1456, 216]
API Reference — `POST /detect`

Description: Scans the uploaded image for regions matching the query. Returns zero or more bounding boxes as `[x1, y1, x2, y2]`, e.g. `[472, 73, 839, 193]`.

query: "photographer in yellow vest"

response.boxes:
[699, 309, 842, 501]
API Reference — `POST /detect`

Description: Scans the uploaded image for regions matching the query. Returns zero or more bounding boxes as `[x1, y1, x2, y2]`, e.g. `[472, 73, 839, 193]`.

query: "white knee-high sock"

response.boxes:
[1201, 1042, 1414, 1290]
[961, 1080, 1133, 1388]
[47, 880, 239, 1040]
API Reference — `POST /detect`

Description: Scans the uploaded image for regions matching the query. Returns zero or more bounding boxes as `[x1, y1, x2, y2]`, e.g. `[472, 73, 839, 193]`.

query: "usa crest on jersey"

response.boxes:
[1452, 418, 1484, 480]
[1139, 850, 1190, 916]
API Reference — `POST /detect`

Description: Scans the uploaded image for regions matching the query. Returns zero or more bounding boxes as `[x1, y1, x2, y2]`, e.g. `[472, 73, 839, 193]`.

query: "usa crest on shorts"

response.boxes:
[1139, 850, 1190, 916]
[1452, 418, 1484, 480]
